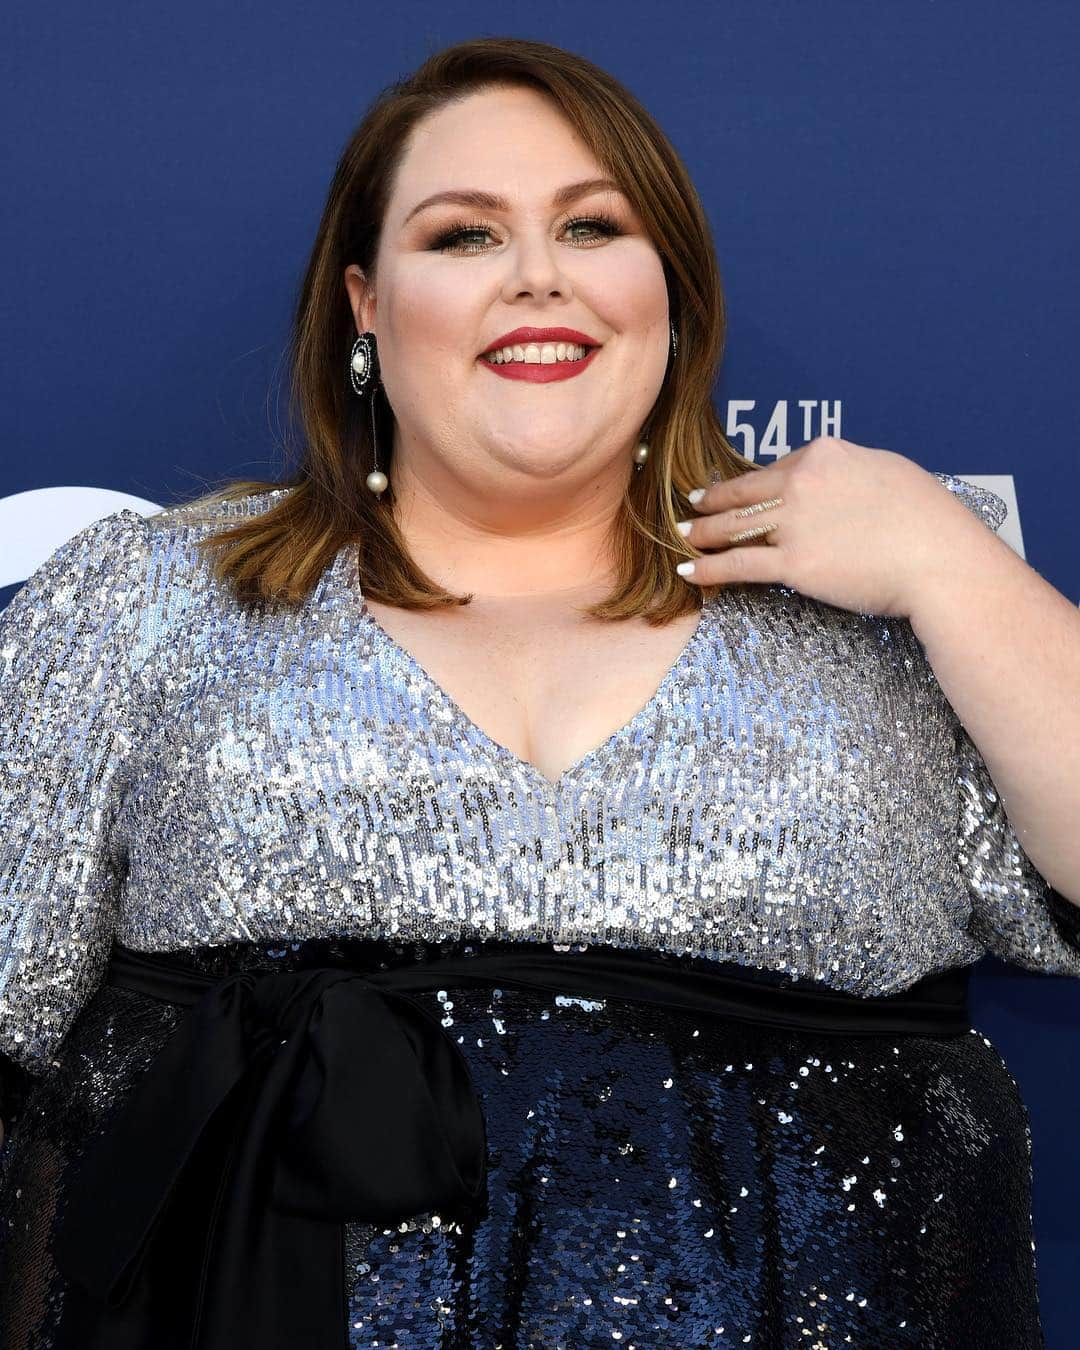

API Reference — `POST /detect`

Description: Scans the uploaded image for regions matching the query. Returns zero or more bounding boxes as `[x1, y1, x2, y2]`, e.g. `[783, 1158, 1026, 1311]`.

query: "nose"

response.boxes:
[499, 230, 573, 304]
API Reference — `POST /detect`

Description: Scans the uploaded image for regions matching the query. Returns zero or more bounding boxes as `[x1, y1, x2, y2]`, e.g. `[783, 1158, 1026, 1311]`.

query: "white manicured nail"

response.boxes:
[676, 561, 696, 577]
[675, 520, 693, 536]
[687, 487, 706, 505]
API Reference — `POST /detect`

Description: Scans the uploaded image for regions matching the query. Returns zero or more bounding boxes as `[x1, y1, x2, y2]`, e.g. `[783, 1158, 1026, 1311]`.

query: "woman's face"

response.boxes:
[344, 84, 671, 510]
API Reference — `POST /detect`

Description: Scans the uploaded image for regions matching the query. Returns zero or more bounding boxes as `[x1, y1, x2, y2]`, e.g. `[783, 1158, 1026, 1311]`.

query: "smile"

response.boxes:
[478, 344, 600, 383]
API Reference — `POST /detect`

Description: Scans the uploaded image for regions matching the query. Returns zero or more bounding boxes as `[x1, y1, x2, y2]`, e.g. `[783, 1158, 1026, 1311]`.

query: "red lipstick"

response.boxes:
[478, 325, 601, 383]
[479, 326, 599, 353]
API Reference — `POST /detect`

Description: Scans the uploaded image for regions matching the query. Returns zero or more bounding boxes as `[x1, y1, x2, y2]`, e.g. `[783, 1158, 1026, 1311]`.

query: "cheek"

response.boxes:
[580, 246, 669, 332]
[386, 269, 481, 363]
[376, 279, 479, 423]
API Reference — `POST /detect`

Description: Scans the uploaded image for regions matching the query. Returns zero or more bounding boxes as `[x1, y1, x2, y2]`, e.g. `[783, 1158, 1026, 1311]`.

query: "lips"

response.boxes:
[479, 326, 599, 356]
[479, 345, 601, 383]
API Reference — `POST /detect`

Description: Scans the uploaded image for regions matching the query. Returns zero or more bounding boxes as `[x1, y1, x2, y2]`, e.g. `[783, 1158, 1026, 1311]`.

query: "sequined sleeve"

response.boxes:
[0, 509, 154, 1088]
[956, 723, 1080, 972]
[929, 471, 1008, 532]
[925, 471, 1080, 970]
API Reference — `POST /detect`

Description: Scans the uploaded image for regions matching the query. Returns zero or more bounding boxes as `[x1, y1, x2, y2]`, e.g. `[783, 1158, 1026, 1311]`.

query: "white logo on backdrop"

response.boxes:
[0, 486, 163, 589]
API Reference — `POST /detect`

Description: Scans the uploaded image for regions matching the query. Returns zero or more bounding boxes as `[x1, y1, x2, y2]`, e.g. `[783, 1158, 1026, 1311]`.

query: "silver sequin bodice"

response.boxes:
[2, 474, 1077, 1074]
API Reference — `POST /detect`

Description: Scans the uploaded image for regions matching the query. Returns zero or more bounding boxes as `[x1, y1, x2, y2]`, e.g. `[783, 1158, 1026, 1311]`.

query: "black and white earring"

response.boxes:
[634, 320, 679, 473]
[349, 332, 387, 496]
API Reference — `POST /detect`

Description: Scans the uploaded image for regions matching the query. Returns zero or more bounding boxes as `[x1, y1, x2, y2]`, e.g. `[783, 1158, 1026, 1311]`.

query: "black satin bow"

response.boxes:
[52, 964, 487, 1350]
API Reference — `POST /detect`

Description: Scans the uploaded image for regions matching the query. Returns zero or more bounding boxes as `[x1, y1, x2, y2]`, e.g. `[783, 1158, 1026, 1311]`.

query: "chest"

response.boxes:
[361, 596, 703, 788]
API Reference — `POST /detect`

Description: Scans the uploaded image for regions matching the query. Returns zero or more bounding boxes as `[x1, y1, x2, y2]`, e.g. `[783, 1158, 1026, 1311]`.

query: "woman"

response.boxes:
[2, 35, 1078, 1350]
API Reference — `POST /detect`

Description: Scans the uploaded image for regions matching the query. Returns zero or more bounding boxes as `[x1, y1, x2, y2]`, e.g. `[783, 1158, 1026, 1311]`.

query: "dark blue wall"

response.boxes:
[4, 4, 1077, 1341]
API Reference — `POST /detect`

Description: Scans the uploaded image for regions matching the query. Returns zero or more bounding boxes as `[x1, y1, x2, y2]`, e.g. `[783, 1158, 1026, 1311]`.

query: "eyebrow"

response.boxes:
[402, 177, 625, 226]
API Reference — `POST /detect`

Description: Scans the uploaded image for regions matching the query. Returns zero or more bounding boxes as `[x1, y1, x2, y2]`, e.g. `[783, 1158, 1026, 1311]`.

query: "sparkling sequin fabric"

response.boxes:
[0, 934, 1053, 1348]
[1, 472, 1078, 1347]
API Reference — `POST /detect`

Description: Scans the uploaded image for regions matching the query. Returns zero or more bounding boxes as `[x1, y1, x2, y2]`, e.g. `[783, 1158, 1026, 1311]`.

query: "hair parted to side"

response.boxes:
[177, 35, 764, 622]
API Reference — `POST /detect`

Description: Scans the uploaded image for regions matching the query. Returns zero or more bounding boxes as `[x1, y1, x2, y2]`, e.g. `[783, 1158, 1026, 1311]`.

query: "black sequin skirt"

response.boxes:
[0, 936, 1045, 1349]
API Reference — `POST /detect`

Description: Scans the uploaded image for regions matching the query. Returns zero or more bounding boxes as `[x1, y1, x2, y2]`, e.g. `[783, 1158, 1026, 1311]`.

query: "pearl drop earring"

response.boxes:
[349, 332, 387, 496]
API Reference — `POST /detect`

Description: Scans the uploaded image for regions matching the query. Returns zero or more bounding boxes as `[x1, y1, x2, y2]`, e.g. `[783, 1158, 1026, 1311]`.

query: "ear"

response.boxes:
[343, 265, 377, 335]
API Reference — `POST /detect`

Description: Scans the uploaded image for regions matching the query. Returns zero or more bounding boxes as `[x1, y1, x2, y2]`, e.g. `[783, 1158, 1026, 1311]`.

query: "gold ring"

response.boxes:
[728, 520, 780, 545]
[732, 496, 784, 518]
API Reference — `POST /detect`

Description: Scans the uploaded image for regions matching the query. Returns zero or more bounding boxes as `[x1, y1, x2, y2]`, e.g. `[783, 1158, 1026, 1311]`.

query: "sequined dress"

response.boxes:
[1, 476, 1078, 1349]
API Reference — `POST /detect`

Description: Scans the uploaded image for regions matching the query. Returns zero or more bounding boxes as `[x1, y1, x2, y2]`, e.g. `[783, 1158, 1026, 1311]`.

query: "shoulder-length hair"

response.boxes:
[180, 35, 763, 622]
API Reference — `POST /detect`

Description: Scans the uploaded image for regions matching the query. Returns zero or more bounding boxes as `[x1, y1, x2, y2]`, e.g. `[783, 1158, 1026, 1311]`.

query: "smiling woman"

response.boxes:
[0, 33, 1074, 1350]
[336, 79, 687, 562]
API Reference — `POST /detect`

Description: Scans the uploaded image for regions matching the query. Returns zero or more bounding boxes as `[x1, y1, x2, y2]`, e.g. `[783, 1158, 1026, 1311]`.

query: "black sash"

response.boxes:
[53, 939, 971, 1350]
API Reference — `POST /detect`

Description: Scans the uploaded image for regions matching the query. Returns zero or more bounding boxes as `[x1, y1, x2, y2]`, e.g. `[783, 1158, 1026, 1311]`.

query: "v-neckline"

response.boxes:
[338, 542, 709, 795]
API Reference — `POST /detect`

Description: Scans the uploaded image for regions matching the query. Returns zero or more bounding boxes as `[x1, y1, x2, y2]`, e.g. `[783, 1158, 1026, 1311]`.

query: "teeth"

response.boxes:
[484, 342, 591, 365]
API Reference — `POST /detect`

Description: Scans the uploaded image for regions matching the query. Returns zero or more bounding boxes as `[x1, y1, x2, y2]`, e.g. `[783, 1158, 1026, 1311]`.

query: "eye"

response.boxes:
[429, 213, 624, 254]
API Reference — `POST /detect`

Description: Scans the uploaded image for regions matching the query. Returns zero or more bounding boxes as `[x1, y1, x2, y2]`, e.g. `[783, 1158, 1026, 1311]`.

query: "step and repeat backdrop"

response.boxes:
[4, 3, 1078, 1342]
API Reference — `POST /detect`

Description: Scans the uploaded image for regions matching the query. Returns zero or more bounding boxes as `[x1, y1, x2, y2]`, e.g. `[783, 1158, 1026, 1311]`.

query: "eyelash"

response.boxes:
[429, 212, 624, 254]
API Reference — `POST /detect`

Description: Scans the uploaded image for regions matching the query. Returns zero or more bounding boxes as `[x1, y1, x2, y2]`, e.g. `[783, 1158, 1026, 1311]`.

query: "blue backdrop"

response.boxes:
[4, 4, 1078, 1341]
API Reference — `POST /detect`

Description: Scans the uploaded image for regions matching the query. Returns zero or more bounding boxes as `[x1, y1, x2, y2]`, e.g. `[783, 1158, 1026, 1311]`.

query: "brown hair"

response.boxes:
[178, 36, 762, 622]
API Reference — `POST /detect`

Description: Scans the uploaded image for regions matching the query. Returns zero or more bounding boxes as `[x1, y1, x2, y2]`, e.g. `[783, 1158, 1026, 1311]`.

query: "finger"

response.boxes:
[676, 542, 784, 586]
[687, 466, 782, 514]
[676, 512, 780, 550]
